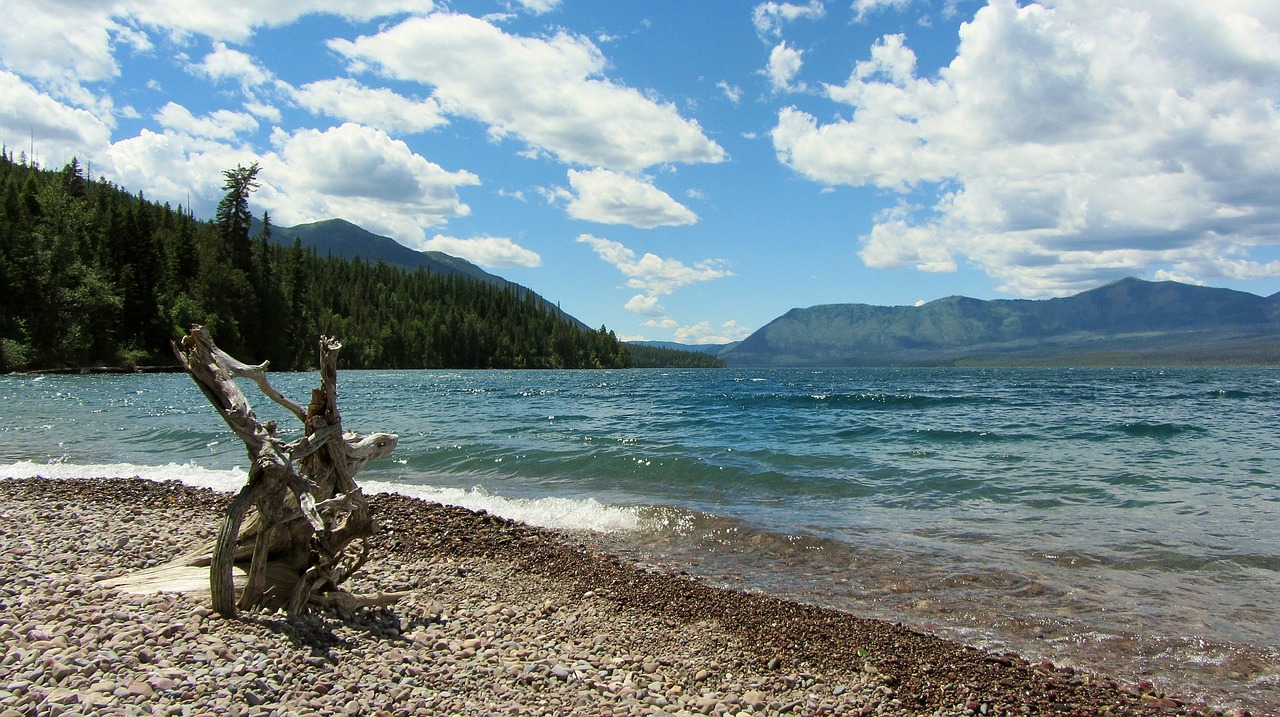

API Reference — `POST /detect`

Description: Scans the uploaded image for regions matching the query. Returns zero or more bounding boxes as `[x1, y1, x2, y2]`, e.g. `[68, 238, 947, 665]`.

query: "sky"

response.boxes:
[3, 1, 1280, 344]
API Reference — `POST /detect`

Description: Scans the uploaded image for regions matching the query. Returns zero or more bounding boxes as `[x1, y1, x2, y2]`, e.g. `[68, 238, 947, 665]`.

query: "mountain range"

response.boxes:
[270, 219, 1280, 367]
[718, 278, 1280, 366]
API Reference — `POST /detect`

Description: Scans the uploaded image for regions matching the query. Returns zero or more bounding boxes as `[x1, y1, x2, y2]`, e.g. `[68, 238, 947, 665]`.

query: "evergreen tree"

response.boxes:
[214, 162, 260, 279]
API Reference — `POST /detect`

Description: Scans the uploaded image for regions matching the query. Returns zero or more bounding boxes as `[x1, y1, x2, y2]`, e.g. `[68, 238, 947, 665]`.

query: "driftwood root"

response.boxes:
[165, 326, 398, 619]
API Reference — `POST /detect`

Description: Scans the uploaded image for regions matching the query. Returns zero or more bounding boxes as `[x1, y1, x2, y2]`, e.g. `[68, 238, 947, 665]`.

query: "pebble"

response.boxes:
[0, 477, 1233, 717]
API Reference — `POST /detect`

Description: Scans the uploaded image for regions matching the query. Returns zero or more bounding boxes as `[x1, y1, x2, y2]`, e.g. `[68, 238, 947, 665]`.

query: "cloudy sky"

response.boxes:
[4, 1, 1279, 344]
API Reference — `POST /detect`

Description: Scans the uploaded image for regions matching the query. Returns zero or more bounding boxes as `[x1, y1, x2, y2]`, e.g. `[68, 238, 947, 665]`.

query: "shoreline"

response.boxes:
[0, 477, 1250, 716]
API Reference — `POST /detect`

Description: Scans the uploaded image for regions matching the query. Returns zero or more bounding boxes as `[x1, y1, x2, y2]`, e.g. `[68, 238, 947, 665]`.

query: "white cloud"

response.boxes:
[576, 234, 731, 296]
[0, 71, 112, 165]
[563, 168, 698, 228]
[766, 41, 806, 93]
[101, 122, 478, 243]
[330, 13, 726, 171]
[674, 320, 752, 345]
[642, 317, 679, 330]
[753, 1, 826, 39]
[772, 1, 1280, 296]
[292, 78, 449, 134]
[0, 0, 437, 103]
[0, 1, 120, 93]
[197, 43, 274, 88]
[717, 80, 744, 104]
[511, 0, 561, 14]
[624, 294, 665, 316]
[259, 123, 479, 243]
[576, 234, 733, 315]
[154, 102, 259, 141]
[106, 129, 259, 217]
[126, 0, 440, 43]
[1152, 270, 1206, 286]
[243, 101, 282, 123]
[420, 235, 541, 267]
[852, 0, 915, 24]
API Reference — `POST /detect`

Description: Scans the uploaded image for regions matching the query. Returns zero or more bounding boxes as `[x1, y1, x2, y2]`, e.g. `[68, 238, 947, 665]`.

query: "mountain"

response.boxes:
[272, 218, 494, 282]
[267, 218, 586, 328]
[722, 278, 1280, 367]
[628, 340, 735, 356]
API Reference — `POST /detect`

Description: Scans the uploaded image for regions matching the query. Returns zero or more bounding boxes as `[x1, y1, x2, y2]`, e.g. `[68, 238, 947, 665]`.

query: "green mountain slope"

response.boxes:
[266, 218, 587, 329]
[723, 278, 1280, 366]
[274, 218, 495, 282]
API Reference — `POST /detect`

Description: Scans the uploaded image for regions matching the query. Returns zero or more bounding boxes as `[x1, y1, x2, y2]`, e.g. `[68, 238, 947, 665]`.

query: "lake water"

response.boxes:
[2, 367, 1277, 712]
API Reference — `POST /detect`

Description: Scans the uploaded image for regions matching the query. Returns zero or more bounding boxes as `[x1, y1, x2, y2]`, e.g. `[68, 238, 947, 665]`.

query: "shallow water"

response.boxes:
[2, 366, 1277, 712]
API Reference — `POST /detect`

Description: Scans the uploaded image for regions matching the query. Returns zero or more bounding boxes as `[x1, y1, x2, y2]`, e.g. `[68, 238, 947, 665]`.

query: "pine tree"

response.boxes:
[214, 163, 260, 279]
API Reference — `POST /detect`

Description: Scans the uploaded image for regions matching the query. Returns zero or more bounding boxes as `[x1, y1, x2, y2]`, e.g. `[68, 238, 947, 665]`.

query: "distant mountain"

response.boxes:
[722, 278, 1280, 367]
[628, 340, 736, 356]
[268, 217, 586, 329]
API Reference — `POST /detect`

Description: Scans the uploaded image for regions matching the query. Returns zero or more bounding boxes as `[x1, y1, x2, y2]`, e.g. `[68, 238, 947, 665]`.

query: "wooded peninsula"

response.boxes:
[0, 153, 721, 372]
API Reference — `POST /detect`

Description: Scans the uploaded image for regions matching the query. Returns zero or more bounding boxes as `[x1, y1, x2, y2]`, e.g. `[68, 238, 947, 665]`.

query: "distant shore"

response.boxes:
[0, 477, 1238, 716]
[20, 365, 185, 375]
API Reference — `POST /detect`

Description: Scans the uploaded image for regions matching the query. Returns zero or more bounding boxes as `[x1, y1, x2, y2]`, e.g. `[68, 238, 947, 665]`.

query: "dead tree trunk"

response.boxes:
[169, 325, 399, 618]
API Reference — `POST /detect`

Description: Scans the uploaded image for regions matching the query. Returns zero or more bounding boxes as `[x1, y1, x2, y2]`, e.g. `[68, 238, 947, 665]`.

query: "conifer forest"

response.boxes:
[0, 153, 640, 372]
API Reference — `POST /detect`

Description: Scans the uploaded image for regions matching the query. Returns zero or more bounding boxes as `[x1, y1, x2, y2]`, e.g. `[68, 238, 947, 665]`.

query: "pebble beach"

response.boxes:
[0, 477, 1253, 716]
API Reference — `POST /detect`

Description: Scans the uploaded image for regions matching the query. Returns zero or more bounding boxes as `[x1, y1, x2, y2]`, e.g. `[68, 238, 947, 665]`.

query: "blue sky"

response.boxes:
[4, 1, 1280, 344]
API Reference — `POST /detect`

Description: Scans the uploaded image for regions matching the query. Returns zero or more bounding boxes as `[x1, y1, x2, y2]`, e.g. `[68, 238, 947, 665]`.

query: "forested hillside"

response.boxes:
[723, 278, 1280, 366]
[0, 152, 630, 371]
[626, 343, 726, 368]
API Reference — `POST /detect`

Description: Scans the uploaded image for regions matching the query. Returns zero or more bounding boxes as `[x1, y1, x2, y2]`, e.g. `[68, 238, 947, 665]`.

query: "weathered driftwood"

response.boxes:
[161, 325, 400, 618]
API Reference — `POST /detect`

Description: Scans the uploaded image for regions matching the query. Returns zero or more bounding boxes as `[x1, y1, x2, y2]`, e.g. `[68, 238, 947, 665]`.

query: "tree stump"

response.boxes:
[167, 325, 400, 618]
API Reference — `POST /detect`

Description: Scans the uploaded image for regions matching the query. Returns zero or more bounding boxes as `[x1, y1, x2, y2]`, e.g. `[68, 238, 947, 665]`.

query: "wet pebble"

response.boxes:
[0, 477, 1228, 716]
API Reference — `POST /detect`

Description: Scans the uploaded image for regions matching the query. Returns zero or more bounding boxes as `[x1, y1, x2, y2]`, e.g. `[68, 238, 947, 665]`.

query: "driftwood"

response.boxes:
[159, 325, 400, 618]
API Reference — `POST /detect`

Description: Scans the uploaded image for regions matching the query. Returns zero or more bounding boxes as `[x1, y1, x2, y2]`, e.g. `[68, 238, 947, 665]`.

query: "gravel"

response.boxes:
[0, 477, 1252, 716]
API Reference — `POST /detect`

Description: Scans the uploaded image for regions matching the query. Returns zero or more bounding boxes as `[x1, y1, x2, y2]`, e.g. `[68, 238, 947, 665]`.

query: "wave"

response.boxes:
[1, 459, 248, 492]
[1113, 422, 1207, 439]
[362, 480, 641, 533]
[1, 460, 642, 535]
[740, 392, 988, 410]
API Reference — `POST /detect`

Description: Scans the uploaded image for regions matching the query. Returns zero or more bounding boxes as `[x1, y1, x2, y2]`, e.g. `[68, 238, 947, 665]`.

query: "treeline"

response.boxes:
[0, 152, 631, 371]
[627, 344, 726, 368]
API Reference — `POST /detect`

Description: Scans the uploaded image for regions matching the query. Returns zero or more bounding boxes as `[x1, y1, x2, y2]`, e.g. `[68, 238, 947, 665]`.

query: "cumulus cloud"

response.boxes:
[0, 71, 112, 165]
[125, 0, 439, 43]
[420, 235, 541, 267]
[292, 78, 449, 134]
[258, 123, 479, 243]
[771, 0, 1280, 296]
[624, 294, 665, 317]
[103, 122, 479, 243]
[106, 129, 260, 217]
[197, 43, 274, 88]
[674, 320, 752, 345]
[0, 0, 436, 102]
[154, 103, 259, 141]
[562, 168, 698, 228]
[576, 234, 733, 315]
[753, 1, 826, 39]
[0, 1, 121, 92]
[766, 42, 806, 93]
[329, 13, 726, 171]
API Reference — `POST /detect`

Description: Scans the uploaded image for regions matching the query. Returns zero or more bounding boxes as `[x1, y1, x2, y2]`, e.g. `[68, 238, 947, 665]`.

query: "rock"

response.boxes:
[48, 660, 76, 682]
[0, 478, 1227, 717]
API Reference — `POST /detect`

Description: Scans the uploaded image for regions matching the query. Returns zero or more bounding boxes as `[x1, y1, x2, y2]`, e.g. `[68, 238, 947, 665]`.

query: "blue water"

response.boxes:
[2, 367, 1277, 711]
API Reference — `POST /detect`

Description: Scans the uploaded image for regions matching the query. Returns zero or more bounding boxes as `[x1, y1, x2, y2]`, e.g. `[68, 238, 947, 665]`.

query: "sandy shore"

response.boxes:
[0, 477, 1244, 716]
